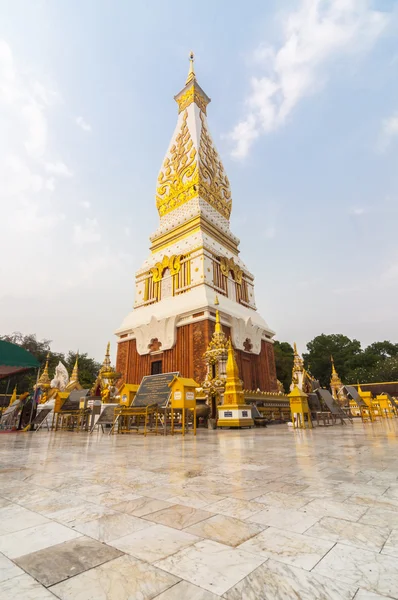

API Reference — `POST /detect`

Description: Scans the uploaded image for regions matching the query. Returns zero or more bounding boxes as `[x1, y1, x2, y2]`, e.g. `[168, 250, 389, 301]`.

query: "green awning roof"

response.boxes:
[0, 340, 40, 379]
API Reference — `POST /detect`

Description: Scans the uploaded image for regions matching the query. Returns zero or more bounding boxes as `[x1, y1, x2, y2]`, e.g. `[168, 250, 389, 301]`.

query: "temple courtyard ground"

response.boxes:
[0, 422, 398, 599]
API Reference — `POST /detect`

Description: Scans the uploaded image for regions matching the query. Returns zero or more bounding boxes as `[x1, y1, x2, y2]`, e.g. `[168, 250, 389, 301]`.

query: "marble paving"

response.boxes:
[0, 420, 398, 598]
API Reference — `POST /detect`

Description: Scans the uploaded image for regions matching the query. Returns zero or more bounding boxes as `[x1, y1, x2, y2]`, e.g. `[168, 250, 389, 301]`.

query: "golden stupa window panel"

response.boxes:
[144, 273, 160, 303]
[237, 278, 250, 305]
[212, 258, 228, 296]
[174, 255, 191, 295]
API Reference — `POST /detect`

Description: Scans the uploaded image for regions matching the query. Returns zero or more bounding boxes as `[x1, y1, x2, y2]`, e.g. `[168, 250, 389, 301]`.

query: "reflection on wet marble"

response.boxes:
[51, 554, 180, 599]
[109, 523, 199, 562]
[302, 497, 368, 521]
[145, 503, 212, 530]
[314, 543, 398, 598]
[71, 511, 151, 542]
[206, 497, 264, 520]
[15, 537, 123, 587]
[185, 513, 264, 547]
[0, 521, 81, 559]
[0, 421, 398, 598]
[223, 558, 357, 600]
[255, 491, 310, 509]
[305, 516, 390, 552]
[111, 496, 173, 517]
[155, 539, 265, 596]
[239, 527, 334, 570]
[248, 506, 319, 533]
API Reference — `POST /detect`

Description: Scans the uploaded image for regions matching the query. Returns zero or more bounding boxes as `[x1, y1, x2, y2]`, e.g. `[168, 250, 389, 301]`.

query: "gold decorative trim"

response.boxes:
[150, 254, 182, 283]
[176, 85, 208, 115]
[156, 110, 232, 220]
[220, 256, 243, 284]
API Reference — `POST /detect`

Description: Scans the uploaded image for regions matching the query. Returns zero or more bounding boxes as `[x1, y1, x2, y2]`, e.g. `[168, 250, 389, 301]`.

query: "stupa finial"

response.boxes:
[186, 50, 195, 85]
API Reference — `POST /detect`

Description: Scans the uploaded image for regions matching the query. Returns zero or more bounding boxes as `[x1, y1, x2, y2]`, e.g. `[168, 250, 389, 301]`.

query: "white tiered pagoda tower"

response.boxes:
[115, 54, 278, 392]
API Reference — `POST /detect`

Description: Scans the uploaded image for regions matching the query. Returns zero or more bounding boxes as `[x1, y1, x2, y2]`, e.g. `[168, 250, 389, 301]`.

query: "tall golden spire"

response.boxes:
[69, 353, 79, 384]
[223, 339, 244, 404]
[214, 295, 222, 335]
[185, 51, 196, 85]
[331, 355, 337, 375]
[37, 353, 51, 388]
[101, 342, 112, 372]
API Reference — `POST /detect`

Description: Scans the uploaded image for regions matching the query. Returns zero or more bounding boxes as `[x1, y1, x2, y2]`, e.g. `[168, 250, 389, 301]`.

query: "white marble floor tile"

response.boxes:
[223, 558, 357, 600]
[382, 529, 398, 559]
[346, 494, 398, 512]
[0, 500, 9, 510]
[47, 503, 116, 527]
[166, 490, 225, 509]
[15, 537, 123, 587]
[255, 491, 310, 510]
[50, 554, 180, 600]
[248, 506, 319, 534]
[145, 504, 212, 530]
[71, 511, 151, 542]
[305, 516, 390, 552]
[239, 527, 334, 571]
[360, 507, 398, 529]
[355, 590, 395, 600]
[206, 497, 264, 520]
[154, 580, 220, 599]
[111, 496, 174, 517]
[0, 521, 81, 560]
[185, 514, 264, 547]
[227, 486, 271, 500]
[302, 498, 368, 521]
[0, 573, 57, 599]
[154, 539, 265, 596]
[109, 523, 199, 562]
[0, 504, 49, 535]
[314, 543, 398, 599]
[0, 553, 23, 583]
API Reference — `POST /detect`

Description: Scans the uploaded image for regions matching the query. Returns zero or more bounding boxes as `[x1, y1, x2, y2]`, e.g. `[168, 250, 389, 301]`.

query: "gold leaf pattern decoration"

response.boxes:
[198, 111, 232, 219]
[150, 254, 182, 283]
[156, 110, 199, 217]
[220, 256, 242, 284]
[156, 110, 232, 220]
[176, 86, 208, 115]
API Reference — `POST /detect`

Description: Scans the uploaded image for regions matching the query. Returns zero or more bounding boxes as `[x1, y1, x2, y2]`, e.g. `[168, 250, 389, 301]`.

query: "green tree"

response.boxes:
[274, 341, 294, 393]
[303, 334, 362, 387]
[0, 333, 100, 394]
[64, 351, 101, 390]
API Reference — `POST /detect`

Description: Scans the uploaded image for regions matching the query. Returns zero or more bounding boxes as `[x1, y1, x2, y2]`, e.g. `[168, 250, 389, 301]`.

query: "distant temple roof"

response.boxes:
[349, 382, 398, 397]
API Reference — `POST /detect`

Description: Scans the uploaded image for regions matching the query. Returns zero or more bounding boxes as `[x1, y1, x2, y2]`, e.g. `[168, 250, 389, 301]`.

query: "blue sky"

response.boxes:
[1, 0, 398, 361]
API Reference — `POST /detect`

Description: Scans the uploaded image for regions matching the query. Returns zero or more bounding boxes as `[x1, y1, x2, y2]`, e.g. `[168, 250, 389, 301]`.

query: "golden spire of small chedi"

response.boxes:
[36, 353, 51, 403]
[290, 343, 315, 394]
[202, 297, 229, 405]
[217, 339, 254, 428]
[330, 356, 348, 406]
[91, 342, 120, 403]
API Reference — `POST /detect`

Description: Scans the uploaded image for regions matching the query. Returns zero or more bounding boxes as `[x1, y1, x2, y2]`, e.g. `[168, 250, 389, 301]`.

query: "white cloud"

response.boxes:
[44, 161, 73, 177]
[229, 0, 390, 158]
[76, 115, 91, 132]
[380, 112, 398, 149]
[73, 218, 101, 244]
[349, 206, 366, 216]
[81, 200, 91, 209]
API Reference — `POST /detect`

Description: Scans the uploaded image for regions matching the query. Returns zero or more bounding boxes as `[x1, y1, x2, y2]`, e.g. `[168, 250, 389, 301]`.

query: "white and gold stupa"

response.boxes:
[115, 53, 277, 391]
